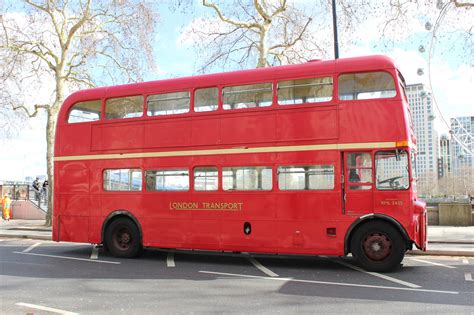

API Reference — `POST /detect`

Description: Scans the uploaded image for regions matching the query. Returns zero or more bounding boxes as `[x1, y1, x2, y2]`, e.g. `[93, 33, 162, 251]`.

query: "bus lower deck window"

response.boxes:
[146, 169, 189, 191]
[278, 165, 334, 190]
[223, 167, 272, 191]
[194, 167, 218, 191]
[104, 169, 142, 191]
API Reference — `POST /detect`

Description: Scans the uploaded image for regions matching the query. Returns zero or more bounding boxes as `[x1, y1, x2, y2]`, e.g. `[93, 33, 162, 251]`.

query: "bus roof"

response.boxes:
[62, 54, 397, 108]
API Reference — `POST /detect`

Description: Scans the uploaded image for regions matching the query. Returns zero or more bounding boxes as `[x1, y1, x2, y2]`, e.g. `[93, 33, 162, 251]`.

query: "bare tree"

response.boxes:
[0, 0, 159, 225]
[180, 0, 472, 72]
[181, 0, 339, 70]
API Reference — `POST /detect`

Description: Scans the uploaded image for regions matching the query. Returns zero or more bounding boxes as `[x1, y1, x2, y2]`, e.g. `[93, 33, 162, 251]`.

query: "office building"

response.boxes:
[406, 84, 439, 178]
[450, 116, 474, 171]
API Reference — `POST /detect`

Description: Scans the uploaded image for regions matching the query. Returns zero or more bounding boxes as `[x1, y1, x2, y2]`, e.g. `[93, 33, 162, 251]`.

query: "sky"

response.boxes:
[0, 1, 473, 182]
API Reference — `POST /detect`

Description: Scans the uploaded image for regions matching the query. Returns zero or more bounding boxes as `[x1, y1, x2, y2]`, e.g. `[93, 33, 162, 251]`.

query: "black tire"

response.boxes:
[105, 217, 142, 258]
[350, 221, 405, 272]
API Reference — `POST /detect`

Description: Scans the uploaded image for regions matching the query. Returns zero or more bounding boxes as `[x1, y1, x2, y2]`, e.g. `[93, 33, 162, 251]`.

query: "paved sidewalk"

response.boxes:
[1, 219, 473, 256]
[0, 219, 52, 240]
[408, 225, 474, 257]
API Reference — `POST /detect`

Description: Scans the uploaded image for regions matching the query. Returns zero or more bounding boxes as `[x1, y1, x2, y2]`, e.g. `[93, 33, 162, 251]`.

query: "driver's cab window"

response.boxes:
[375, 150, 409, 190]
[347, 153, 372, 190]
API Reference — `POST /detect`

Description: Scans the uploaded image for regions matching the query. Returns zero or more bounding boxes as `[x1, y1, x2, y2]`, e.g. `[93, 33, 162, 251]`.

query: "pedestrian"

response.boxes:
[0, 194, 4, 221]
[42, 180, 48, 200]
[2, 193, 12, 221]
[32, 177, 40, 192]
[32, 177, 41, 203]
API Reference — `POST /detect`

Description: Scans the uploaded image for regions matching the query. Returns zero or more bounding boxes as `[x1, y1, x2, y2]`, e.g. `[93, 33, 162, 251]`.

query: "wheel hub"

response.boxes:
[363, 233, 392, 261]
[114, 228, 132, 250]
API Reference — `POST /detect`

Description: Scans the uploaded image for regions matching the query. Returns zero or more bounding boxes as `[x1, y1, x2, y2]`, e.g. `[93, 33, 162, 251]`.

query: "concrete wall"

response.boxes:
[11, 200, 46, 220]
[427, 206, 439, 225]
[438, 203, 472, 226]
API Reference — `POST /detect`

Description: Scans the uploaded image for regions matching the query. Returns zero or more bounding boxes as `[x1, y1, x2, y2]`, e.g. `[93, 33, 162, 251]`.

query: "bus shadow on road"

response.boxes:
[2, 242, 472, 308]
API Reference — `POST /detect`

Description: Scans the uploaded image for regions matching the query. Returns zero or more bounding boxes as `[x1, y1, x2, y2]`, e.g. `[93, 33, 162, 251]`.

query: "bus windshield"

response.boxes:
[375, 150, 409, 190]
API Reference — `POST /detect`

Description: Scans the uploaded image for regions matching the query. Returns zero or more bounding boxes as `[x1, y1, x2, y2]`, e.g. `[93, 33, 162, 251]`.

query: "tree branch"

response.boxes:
[203, 0, 260, 30]
[12, 103, 49, 118]
[269, 17, 312, 51]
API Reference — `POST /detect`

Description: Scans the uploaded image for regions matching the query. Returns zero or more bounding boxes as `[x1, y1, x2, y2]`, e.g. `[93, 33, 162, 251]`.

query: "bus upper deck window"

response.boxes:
[338, 72, 396, 100]
[105, 96, 144, 120]
[148, 91, 190, 116]
[195, 88, 218, 112]
[278, 77, 333, 105]
[222, 83, 272, 110]
[68, 100, 102, 123]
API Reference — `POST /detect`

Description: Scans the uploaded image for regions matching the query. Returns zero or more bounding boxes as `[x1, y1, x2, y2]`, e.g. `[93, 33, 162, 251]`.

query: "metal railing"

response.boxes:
[28, 187, 48, 212]
[0, 184, 48, 212]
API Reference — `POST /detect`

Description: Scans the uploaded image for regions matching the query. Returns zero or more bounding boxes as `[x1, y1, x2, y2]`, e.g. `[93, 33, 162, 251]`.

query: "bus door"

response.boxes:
[343, 152, 374, 215]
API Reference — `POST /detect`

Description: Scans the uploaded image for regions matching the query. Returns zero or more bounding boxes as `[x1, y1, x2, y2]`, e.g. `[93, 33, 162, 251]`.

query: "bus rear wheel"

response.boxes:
[105, 217, 142, 258]
[350, 221, 405, 272]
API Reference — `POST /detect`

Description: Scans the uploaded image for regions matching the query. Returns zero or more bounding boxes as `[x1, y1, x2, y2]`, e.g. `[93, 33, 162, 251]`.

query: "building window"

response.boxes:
[104, 169, 142, 191]
[223, 167, 272, 190]
[278, 165, 334, 190]
[146, 169, 189, 191]
[223, 83, 272, 110]
[147, 91, 190, 116]
[105, 96, 144, 120]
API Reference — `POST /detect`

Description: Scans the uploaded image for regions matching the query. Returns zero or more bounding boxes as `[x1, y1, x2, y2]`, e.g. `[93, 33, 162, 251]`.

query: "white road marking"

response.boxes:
[462, 259, 469, 264]
[90, 245, 99, 260]
[22, 242, 42, 253]
[336, 261, 421, 288]
[167, 252, 175, 267]
[16, 302, 78, 315]
[409, 257, 456, 269]
[465, 273, 473, 281]
[14, 251, 120, 264]
[247, 257, 279, 277]
[199, 271, 459, 294]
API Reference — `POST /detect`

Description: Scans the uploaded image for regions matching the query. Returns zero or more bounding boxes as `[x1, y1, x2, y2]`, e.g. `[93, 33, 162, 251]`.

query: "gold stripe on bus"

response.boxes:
[54, 141, 396, 162]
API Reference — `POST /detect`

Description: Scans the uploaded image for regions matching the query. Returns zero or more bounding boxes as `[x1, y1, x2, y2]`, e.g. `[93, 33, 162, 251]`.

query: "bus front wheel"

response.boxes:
[105, 217, 142, 258]
[350, 221, 405, 272]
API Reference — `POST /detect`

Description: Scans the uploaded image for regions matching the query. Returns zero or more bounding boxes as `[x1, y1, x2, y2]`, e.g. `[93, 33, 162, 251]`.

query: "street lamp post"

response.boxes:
[332, 0, 339, 59]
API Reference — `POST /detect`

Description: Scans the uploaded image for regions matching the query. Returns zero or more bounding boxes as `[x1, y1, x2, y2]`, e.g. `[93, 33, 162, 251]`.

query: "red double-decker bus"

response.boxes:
[53, 55, 427, 272]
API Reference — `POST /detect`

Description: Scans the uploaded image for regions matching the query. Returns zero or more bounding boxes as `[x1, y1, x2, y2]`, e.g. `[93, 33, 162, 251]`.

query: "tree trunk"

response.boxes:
[256, 24, 270, 68]
[45, 77, 63, 226]
[45, 108, 57, 226]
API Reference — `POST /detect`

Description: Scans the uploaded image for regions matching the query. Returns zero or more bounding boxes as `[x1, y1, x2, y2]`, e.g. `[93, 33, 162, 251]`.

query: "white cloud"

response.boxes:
[429, 61, 474, 117]
[0, 116, 47, 181]
[388, 49, 429, 85]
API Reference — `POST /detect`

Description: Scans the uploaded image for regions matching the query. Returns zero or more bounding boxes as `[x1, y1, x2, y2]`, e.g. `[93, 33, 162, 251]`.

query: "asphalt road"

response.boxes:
[1, 238, 473, 314]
